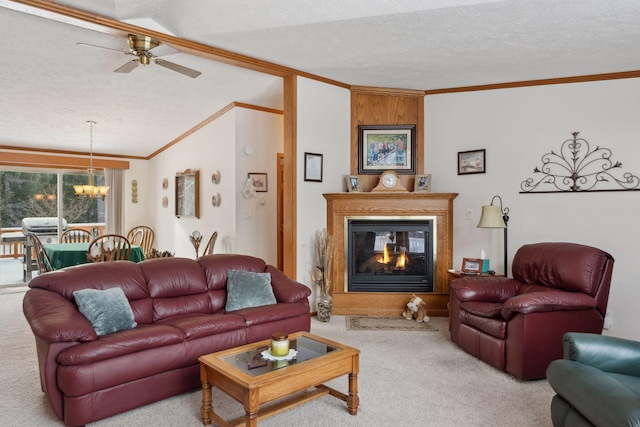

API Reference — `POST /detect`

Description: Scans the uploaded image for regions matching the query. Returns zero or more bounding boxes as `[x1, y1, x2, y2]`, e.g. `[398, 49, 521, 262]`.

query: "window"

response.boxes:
[0, 169, 105, 227]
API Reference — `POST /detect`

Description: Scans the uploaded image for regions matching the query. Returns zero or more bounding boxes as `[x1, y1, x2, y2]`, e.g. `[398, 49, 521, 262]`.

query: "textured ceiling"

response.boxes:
[1, 0, 640, 158]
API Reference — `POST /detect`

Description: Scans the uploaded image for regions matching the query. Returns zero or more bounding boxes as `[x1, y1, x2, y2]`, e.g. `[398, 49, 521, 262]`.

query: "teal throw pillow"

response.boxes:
[225, 270, 276, 311]
[73, 287, 137, 336]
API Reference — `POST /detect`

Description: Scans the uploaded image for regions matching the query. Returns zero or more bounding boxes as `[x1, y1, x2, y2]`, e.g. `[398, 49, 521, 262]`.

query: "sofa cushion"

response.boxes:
[73, 287, 137, 336]
[234, 302, 311, 327]
[460, 301, 503, 318]
[458, 308, 507, 339]
[57, 324, 185, 365]
[159, 313, 246, 340]
[225, 270, 276, 311]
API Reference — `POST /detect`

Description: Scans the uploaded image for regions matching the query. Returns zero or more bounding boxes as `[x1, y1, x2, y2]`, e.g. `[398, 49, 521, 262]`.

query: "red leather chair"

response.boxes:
[450, 242, 614, 380]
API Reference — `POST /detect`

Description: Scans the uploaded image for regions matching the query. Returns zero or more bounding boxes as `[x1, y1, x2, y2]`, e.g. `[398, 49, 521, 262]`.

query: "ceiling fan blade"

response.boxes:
[114, 59, 140, 73]
[149, 44, 180, 58]
[154, 59, 201, 78]
[76, 42, 130, 55]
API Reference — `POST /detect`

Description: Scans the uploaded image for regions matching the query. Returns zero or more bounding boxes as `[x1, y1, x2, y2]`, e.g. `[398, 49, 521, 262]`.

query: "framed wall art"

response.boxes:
[458, 149, 486, 175]
[175, 169, 200, 218]
[248, 173, 268, 192]
[358, 124, 416, 175]
[304, 152, 323, 182]
[414, 174, 432, 193]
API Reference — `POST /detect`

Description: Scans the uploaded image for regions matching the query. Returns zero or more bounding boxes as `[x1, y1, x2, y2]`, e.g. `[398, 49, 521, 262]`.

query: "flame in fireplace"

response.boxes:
[395, 248, 408, 270]
[377, 244, 390, 264]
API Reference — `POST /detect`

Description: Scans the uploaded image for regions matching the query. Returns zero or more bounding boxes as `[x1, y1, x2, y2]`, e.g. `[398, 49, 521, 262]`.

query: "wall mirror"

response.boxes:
[175, 169, 200, 218]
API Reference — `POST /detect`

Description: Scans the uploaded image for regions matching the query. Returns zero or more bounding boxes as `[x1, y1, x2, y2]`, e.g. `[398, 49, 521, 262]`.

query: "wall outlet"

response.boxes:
[466, 208, 474, 221]
[244, 210, 252, 220]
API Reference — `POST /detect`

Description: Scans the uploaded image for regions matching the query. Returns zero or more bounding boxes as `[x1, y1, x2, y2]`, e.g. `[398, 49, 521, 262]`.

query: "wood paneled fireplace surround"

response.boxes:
[324, 192, 458, 317]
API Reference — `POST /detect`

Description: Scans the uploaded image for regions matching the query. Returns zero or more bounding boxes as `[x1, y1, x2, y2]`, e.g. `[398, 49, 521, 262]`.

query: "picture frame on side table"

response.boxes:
[414, 174, 432, 193]
[304, 152, 323, 182]
[458, 149, 486, 175]
[358, 124, 416, 175]
[345, 175, 362, 192]
[461, 257, 483, 274]
[248, 173, 268, 192]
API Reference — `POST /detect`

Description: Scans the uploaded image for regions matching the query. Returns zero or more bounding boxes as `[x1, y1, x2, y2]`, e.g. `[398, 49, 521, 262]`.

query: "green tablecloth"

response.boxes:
[44, 242, 145, 269]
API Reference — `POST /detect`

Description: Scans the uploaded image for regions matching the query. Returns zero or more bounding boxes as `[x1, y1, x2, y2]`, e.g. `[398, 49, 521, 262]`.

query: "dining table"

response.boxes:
[44, 242, 145, 270]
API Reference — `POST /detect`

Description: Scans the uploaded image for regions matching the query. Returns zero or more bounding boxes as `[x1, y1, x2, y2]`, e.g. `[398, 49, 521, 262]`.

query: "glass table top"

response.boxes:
[223, 336, 338, 376]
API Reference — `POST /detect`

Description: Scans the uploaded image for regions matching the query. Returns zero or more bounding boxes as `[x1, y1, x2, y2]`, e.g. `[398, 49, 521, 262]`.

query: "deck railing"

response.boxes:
[0, 224, 106, 259]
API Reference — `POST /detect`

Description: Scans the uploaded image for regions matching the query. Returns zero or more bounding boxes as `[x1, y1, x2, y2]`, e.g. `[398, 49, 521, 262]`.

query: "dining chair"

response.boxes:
[60, 228, 92, 243]
[126, 225, 155, 258]
[203, 231, 218, 255]
[29, 234, 55, 273]
[87, 234, 131, 262]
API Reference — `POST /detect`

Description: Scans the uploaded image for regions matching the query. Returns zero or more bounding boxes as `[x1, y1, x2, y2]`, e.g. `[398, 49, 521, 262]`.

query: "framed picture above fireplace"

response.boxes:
[358, 124, 416, 175]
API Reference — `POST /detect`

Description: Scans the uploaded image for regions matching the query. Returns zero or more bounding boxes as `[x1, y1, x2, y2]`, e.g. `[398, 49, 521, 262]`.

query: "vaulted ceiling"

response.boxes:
[1, 0, 639, 158]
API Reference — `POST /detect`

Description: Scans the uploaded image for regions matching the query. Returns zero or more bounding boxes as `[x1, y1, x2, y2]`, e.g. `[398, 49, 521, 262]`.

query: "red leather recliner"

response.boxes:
[449, 242, 614, 380]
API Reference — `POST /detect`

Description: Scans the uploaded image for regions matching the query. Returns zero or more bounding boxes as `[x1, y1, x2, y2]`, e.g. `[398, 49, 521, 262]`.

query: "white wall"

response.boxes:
[148, 110, 236, 258]
[425, 77, 640, 340]
[146, 106, 281, 259]
[123, 159, 150, 233]
[234, 108, 283, 265]
[296, 77, 351, 302]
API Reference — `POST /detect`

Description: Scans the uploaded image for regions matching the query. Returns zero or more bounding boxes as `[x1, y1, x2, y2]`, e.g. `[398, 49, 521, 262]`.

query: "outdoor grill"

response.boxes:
[21, 217, 68, 280]
[22, 217, 68, 241]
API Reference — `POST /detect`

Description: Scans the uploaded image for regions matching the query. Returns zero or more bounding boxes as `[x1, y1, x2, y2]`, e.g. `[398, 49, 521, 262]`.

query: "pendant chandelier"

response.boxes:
[73, 120, 110, 200]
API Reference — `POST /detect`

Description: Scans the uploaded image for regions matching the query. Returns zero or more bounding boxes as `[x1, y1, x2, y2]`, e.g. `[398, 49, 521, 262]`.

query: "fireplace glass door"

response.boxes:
[348, 219, 434, 292]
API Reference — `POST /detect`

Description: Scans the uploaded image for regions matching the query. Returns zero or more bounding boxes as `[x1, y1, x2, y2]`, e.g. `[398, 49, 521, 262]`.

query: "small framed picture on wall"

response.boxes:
[458, 149, 486, 175]
[248, 173, 268, 192]
[304, 152, 323, 182]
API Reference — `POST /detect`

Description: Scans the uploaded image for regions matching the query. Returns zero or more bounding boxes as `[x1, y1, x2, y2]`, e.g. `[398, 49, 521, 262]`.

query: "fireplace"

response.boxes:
[324, 192, 457, 316]
[348, 219, 434, 292]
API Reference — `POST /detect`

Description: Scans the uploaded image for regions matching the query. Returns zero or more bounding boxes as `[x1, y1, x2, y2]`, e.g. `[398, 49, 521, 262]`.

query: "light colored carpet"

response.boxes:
[1, 292, 555, 427]
[346, 315, 438, 331]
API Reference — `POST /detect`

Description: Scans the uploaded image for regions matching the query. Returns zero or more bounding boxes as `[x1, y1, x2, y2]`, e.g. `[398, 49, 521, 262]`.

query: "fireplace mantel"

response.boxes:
[324, 192, 458, 317]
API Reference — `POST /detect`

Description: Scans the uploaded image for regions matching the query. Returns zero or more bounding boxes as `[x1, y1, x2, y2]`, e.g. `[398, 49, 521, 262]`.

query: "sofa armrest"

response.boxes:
[266, 265, 311, 303]
[562, 332, 640, 376]
[500, 291, 596, 321]
[23, 288, 97, 343]
[547, 359, 640, 426]
[450, 277, 520, 303]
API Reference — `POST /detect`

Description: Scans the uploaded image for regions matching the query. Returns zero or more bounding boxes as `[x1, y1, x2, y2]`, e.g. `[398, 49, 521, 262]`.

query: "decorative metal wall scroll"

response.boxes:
[520, 132, 640, 193]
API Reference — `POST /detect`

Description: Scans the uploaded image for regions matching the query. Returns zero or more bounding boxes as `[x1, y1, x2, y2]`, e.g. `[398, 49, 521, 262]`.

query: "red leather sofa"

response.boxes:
[449, 242, 614, 380]
[23, 254, 311, 426]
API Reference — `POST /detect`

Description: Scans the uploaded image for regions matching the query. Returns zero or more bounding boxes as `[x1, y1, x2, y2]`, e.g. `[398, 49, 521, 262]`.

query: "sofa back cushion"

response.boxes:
[512, 242, 613, 296]
[198, 254, 268, 312]
[139, 257, 210, 322]
[28, 261, 153, 323]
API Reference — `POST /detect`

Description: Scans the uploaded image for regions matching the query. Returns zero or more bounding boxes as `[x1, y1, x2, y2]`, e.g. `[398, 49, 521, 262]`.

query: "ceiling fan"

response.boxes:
[77, 34, 201, 78]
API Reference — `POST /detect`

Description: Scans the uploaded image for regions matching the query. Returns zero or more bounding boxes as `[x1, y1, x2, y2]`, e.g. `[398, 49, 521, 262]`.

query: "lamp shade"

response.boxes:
[477, 205, 507, 228]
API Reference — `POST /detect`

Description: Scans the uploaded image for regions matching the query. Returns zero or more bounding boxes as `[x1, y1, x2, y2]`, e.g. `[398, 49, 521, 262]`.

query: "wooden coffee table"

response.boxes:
[198, 331, 360, 426]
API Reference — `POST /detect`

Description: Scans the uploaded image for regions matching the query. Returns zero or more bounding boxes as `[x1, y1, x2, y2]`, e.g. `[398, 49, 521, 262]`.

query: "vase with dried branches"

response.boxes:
[312, 229, 334, 322]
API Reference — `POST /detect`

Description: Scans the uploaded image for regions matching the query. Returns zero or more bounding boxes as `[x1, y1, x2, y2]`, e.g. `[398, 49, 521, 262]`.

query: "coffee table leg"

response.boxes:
[244, 389, 259, 427]
[200, 365, 213, 426]
[347, 372, 359, 415]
